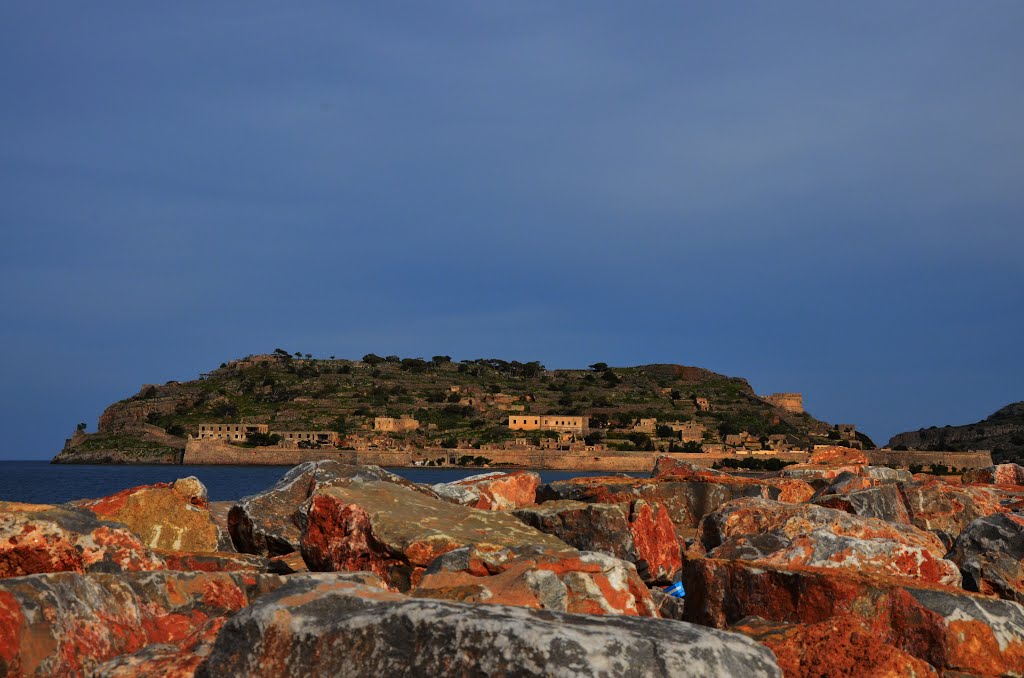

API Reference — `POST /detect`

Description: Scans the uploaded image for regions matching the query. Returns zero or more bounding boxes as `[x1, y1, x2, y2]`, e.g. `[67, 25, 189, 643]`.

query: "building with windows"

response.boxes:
[197, 423, 269, 442]
[508, 415, 589, 435]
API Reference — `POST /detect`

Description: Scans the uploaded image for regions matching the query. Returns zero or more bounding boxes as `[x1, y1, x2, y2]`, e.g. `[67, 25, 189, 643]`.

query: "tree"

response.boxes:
[273, 348, 290, 357]
[385, 355, 400, 363]
[589, 362, 609, 372]
[294, 352, 302, 357]
[362, 353, 385, 366]
[656, 424, 675, 438]
[304, 353, 312, 359]
[329, 355, 336, 360]
[431, 355, 452, 365]
[76, 422, 87, 431]
[601, 370, 621, 386]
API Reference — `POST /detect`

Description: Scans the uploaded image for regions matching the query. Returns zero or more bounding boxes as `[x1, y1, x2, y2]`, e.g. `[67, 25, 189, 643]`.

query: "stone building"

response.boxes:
[672, 421, 707, 443]
[277, 431, 340, 447]
[694, 397, 710, 412]
[373, 416, 421, 433]
[762, 393, 804, 414]
[724, 431, 761, 451]
[197, 423, 269, 442]
[632, 418, 657, 434]
[508, 415, 589, 435]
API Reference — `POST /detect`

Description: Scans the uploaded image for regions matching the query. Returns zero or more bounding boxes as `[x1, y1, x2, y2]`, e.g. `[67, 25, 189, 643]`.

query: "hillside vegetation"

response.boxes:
[888, 402, 1024, 464]
[55, 351, 860, 463]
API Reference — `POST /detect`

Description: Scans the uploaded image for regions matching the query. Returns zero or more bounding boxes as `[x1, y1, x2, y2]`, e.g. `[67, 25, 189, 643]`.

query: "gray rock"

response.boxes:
[197, 576, 782, 677]
[948, 513, 1024, 603]
[811, 484, 911, 524]
[228, 461, 436, 555]
[512, 500, 638, 563]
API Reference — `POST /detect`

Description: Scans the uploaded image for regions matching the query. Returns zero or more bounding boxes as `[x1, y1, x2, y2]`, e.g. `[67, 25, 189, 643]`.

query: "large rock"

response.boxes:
[900, 476, 1007, 540]
[963, 463, 1024, 486]
[197, 576, 782, 677]
[229, 461, 435, 556]
[699, 497, 946, 557]
[0, 501, 164, 577]
[91, 618, 226, 678]
[154, 549, 275, 574]
[812, 484, 912, 524]
[731, 615, 938, 678]
[0, 570, 285, 676]
[301, 480, 569, 590]
[414, 545, 658, 617]
[512, 499, 681, 584]
[698, 498, 959, 585]
[683, 556, 1024, 676]
[652, 458, 816, 504]
[537, 475, 812, 535]
[431, 471, 540, 510]
[74, 477, 226, 552]
[948, 513, 1024, 603]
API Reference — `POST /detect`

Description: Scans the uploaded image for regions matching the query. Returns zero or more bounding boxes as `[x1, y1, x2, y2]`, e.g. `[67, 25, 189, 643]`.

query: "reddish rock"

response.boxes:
[92, 617, 226, 678]
[75, 477, 227, 552]
[537, 474, 814, 535]
[0, 570, 285, 676]
[698, 498, 958, 585]
[808, 446, 869, 466]
[683, 556, 1024, 676]
[901, 476, 1008, 539]
[962, 463, 1024, 486]
[414, 545, 658, 617]
[0, 501, 164, 578]
[431, 471, 541, 510]
[301, 480, 568, 590]
[699, 497, 947, 558]
[948, 513, 1024, 603]
[511, 499, 681, 584]
[267, 551, 308, 574]
[731, 615, 938, 678]
[652, 457, 731, 480]
[154, 549, 272, 573]
[229, 461, 437, 556]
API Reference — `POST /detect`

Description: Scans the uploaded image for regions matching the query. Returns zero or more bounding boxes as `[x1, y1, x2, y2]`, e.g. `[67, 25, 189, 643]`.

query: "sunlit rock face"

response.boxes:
[0, 501, 164, 577]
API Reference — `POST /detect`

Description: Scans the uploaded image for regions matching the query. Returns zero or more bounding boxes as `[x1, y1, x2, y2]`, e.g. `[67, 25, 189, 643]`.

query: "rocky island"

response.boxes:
[4, 450, 1024, 675]
[53, 352, 995, 472]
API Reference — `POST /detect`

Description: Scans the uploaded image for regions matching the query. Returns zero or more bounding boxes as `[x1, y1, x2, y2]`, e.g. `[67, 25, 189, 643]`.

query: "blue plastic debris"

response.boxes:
[664, 581, 685, 598]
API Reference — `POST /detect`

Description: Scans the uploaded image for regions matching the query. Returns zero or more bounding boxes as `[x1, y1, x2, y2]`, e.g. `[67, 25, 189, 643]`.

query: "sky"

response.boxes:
[1, 2, 1022, 458]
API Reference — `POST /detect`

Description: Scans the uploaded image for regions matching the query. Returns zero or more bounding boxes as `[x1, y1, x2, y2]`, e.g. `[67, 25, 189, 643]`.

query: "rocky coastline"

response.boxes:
[4, 447, 1024, 676]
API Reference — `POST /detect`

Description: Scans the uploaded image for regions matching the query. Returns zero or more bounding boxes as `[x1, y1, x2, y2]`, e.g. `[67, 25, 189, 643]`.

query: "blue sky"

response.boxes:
[2, 2, 1022, 458]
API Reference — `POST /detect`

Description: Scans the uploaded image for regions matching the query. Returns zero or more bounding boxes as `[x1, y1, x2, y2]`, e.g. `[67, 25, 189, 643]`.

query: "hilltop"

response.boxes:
[887, 402, 1024, 464]
[54, 351, 870, 464]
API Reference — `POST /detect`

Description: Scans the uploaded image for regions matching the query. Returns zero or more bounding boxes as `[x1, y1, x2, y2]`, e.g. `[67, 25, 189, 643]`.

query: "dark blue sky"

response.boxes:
[2, 3, 1022, 458]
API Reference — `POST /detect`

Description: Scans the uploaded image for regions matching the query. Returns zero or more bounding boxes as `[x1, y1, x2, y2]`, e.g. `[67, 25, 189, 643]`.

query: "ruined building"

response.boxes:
[508, 415, 589, 435]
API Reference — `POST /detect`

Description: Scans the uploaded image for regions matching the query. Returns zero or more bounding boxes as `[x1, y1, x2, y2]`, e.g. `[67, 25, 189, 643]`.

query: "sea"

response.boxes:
[0, 461, 635, 504]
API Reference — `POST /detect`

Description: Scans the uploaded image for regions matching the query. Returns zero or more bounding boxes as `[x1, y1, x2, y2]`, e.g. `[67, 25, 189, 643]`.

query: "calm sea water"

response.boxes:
[0, 461, 637, 504]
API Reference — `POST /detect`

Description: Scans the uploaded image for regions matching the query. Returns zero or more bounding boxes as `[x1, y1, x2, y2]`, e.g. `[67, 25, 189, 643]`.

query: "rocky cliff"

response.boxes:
[888, 402, 1024, 464]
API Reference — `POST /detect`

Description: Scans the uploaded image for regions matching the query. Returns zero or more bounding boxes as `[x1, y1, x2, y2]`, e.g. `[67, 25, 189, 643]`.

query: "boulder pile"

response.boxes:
[0, 459, 1022, 676]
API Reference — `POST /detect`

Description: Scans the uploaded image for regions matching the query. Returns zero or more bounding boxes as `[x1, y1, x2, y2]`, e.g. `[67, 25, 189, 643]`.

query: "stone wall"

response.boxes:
[864, 449, 992, 469]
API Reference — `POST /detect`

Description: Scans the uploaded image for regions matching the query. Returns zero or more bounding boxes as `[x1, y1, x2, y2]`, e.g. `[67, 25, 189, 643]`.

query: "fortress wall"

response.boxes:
[865, 450, 992, 469]
[182, 439, 810, 471]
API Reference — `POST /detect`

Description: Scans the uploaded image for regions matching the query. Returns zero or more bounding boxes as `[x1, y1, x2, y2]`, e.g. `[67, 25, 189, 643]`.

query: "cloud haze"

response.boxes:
[1, 2, 1022, 456]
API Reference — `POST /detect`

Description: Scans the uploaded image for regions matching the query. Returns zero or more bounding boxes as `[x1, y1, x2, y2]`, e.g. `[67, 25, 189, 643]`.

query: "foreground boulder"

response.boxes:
[948, 512, 1024, 603]
[512, 499, 681, 584]
[963, 463, 1024, 486]
[154, 549, 275, 574]
[197, 576, 782, 677]
[682, 556, 1024, 676]
[414, 545, 658, 616]
[74, 477, 227, 552]
[431, 471, 540, 510]
[229, 461, 436, 556]
[900, 477, 1007, 541]
[698, 498, 959, 586]
[0, 501, 163, 577]
[731, 615, 938, 678]
[301, 480, 568, 590]
[0, 570, 285, 676]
